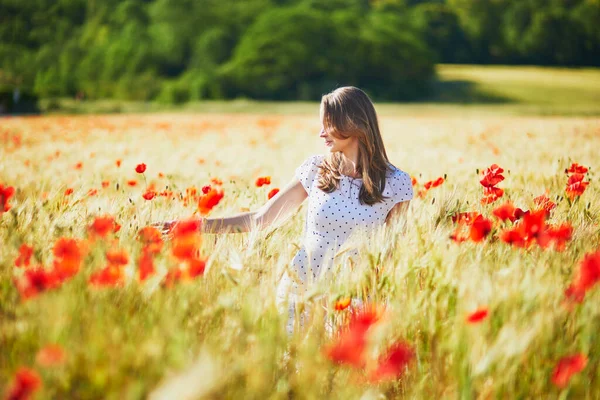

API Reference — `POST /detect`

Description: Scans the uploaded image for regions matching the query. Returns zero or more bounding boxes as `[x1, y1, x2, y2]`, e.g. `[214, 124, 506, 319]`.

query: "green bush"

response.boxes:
[221, 5, 434, 100]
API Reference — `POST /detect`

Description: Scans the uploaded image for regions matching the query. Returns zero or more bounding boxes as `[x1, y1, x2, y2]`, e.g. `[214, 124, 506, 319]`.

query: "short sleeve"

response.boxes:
[295, 155, 324, 193]
[389, 169, 413, 203]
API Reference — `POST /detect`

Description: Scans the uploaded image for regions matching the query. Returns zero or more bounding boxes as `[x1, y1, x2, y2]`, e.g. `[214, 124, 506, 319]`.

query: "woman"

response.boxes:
[159, 86, 413, 332]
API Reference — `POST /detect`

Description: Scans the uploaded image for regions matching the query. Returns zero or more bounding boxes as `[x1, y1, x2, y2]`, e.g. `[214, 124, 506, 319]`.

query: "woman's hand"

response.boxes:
[152, 220, 178, 236]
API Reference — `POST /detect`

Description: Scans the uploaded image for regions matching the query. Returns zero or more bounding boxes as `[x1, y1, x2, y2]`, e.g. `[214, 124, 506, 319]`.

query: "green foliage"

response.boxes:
[0, 0, 599, 104]
[220, 6, 340, 100]
[412, 3, 471, 63]
[221, 5, 434, 100]
[356, 11, 435, 100]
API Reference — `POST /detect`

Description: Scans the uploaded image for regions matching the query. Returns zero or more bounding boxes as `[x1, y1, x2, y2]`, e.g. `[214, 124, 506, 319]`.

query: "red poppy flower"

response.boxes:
[127, 180, 137, 187]
[481, 186, 504, 205]
[577, 251, 600, 292]
[116, 159, 122, 167]
[565, 250, 600, 304]
[12, 134, 22, 147]
[171, 220, 202, 261]
[324, 305, 383, 368]
[64, 188, 74, 196]
[172, 235, 199, 261]
[325, 324, 369, 367]
[551, 354, 587, 388]
[514, 208, 526, 219]
[36, 344, 66, 367]
[210, 177, 223, 186]
[135, 163, 146, 174]
[521, 209, 547, 242]
[89, 216, 117, 238]
[171, 220, 202, 237]
[368, 341, 415, 383]
[494, 202, 515, 220]
[492, 202, 523, 222]
[255, 176, 271, 187]
[479, 164, 504, 187]
[4, 367, 42, 400]
[411, 176, 418, 186]
[533, 194, 556, 215]
[74, 162, 83, 170]
[105, 249, 129, 266]
[424, 177, 444, 190]
[268, 188, 280, 199]
[202, 185, 211, 194]
[1, 183, 16, 213]
[469, 215, 492, 242]
[139, 227, 162, 243]
[101, 181, 109, 188]
[142, 190, 156, 201]
[452, 212, 480, 225]
[53, 238, 81, 261]
[566, 173, 589, 200]
[546, 223, 573, 251]
[565, 163, 588, 175]
[499, 229, 526, 247]
[15, 244, 33, 268]
[564, 284, 585, 303]
[450, 212, 492, 243]
[158, 172, 164, 178]
[162, 267, 183, 288]
[138, 250, 155, 281]
[89, 264, 125, 287]
[334, 298, 351, 311]
[466, 307, 489, 323]
[52, 238, 82, 281]
[13, 266, 61, 300]
[450, 229, 468, 243]
[198, 188, 224, 215]
[186, 258, 206, 279]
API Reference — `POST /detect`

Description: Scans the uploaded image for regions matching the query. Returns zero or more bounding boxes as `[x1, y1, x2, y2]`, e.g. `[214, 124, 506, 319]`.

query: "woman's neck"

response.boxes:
[339, 148, 360, 177]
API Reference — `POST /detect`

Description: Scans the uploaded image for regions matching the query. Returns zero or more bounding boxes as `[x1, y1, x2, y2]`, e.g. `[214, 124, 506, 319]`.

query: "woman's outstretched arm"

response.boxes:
[161, 178, 308, 235]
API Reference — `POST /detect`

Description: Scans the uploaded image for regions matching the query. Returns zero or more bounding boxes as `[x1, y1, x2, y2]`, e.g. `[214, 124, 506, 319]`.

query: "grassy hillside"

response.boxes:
[36, 65, 600, 116]
[432, 64, 600, 111]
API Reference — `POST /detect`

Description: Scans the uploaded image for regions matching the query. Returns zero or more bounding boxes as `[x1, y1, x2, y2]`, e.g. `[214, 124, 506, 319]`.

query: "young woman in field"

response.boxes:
[159, 86, 413, 332]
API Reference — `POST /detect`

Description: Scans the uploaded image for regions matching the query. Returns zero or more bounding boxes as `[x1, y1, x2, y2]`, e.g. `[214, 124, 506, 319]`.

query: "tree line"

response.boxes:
[1, 0, 599, 103]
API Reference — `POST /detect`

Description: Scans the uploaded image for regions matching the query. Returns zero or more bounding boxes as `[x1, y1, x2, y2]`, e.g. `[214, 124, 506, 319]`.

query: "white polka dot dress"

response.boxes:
[292, 154, 413, 282]
[278, 154, 413, 333]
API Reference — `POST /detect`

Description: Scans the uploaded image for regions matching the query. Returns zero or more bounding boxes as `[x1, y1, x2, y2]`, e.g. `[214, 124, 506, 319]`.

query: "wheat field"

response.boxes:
[1, 112, 599, 399]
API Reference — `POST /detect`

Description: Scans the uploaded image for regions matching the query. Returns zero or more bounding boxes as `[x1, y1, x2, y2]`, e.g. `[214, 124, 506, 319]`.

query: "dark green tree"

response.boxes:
[412, 3, 471, 63]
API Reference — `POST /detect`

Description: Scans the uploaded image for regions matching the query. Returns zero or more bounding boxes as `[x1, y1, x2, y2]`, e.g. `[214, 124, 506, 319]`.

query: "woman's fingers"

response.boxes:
[161, 221, 174, 235]
[151, 220, 177, 236]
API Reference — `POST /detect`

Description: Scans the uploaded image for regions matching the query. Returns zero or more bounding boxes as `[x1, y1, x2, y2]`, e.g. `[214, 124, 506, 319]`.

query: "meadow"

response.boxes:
[39, 64, 600, 117]
[1, 110, 600, 399]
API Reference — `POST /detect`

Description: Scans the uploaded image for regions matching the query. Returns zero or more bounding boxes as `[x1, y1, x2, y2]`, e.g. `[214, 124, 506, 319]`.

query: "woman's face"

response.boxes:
[319, 112, 355, 154]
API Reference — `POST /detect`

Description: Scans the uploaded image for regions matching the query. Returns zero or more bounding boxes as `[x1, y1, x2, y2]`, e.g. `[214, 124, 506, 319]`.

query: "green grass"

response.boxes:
[1, 114, 600, 398]
[432, 64, 600, 112]
[36, 65, 600, 116]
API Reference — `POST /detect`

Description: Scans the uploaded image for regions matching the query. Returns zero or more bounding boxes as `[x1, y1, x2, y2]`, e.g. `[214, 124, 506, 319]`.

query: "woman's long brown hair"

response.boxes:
[317, 86, 392, 205]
